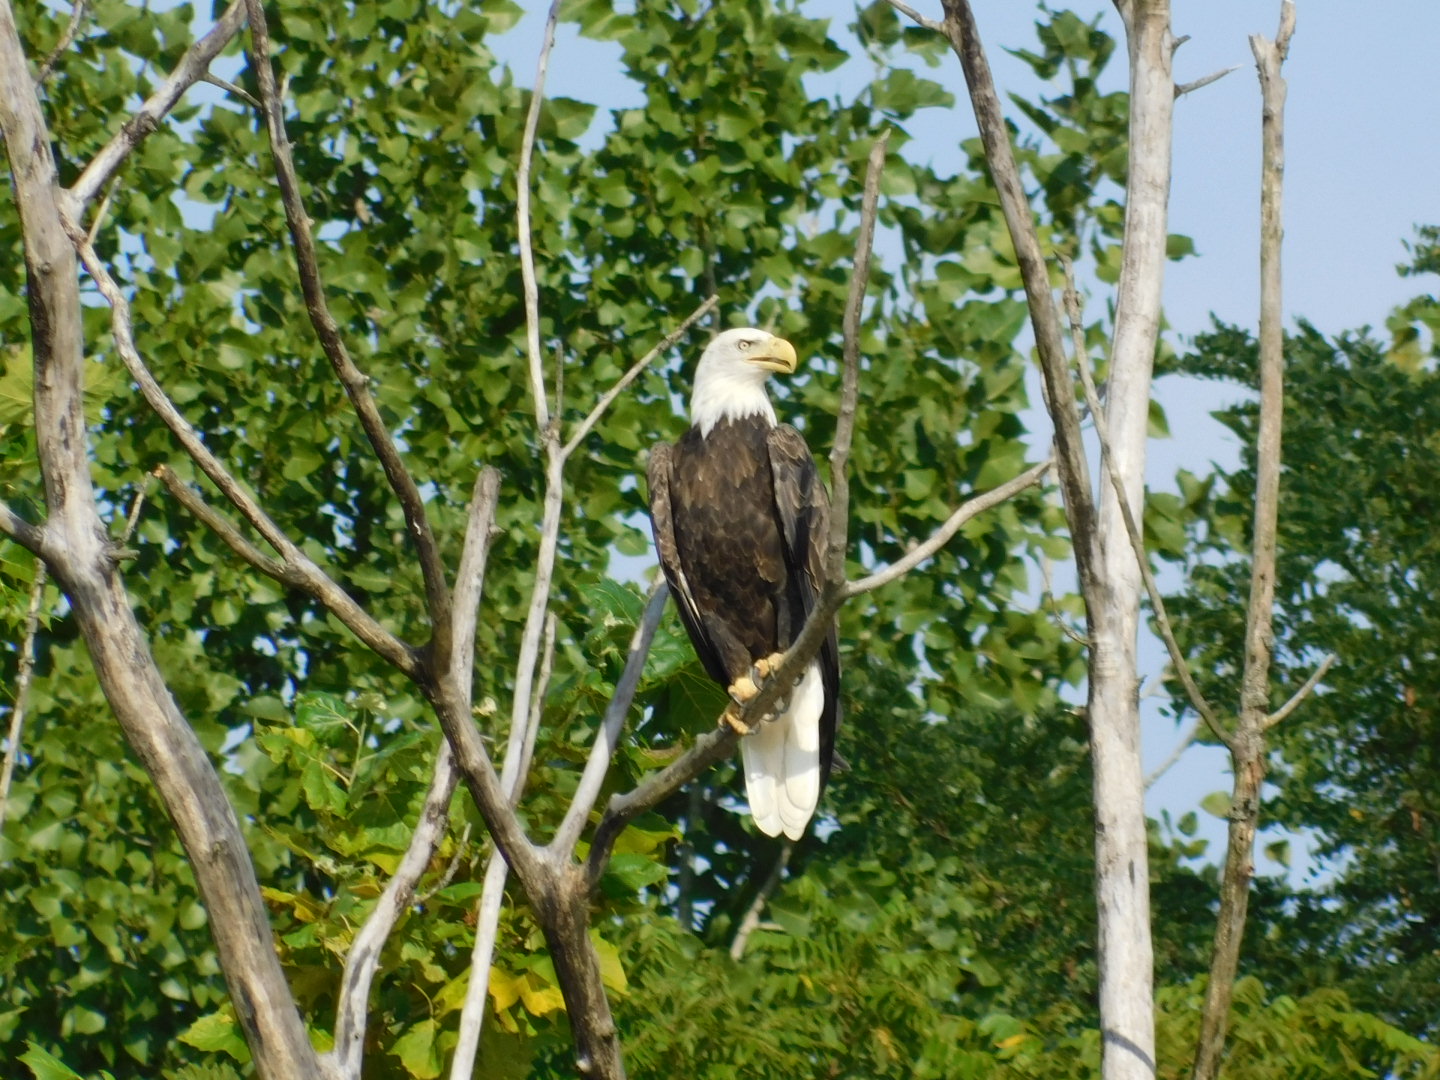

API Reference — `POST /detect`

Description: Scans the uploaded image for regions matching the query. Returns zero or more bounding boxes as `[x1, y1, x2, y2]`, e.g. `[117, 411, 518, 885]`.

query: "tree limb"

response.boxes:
[242, 0, 453, 659]
[0, 560, 46, 837]
[65, 0, 246, 214]
[1175, 65, 1240, 98]
[842, 461, 1051, 598]
[1192, 7, 1295, 1074]
[65, 222, 421, 680]
[167, 466, 503, 1079]
[330, 743, 459, 1080]
[32, 0, 87, 86]
[0, 5, 326, 1073]
[882, 0, 944, 34]
[1265, 652, 1333, 730]
[0, 505, 46, 556]
[561, 295, 719, 461]
[516, 0, 561, 434]
[827, 131, 888, 584]
[557, 581, 668, 860]
[729, 843, 791, 960]
[934, 0, 1098, 585]
[1059, 258, 1231, 751]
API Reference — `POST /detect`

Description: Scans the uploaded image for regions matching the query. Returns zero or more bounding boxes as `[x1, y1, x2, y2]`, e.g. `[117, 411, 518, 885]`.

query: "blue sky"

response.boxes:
[501, 1, 1439, 881]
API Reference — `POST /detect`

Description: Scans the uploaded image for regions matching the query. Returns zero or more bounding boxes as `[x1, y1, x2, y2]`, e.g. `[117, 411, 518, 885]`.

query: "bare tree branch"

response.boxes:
[0, 5, 327, 1071]
[0, 560, 46, 837]
[1175, 65, 1240, 98]
[242, 0, 453, 658]
[65, 0, 246, 213]
[451, 468, 504, 692]
[1143, 714, 1201, 789]
[729, 843, 791, 960]
[1193, 8, 1295, 1073]
[842, 461, 1051, 597]
[32, 0, 87, 86]
[1060, 258, 1231, 751]
[1265, 652, 1334, 730]
[827, 131, 889, 584]
[0, 505, 46, 556]
[331, 743, 458, 1079]
[66, 225, 420, 679]
[515, 612, 558, 802]
[449, 849, 511, 1080]
[883, 0, 944, 33]
[933, 0, 1098, 582]
[203, 71, 261, 110]
[341, 472, 500, 1080]
[561, 295, 719, 461]
[516, 0, 561, 434]
[556, 581, 668, 858]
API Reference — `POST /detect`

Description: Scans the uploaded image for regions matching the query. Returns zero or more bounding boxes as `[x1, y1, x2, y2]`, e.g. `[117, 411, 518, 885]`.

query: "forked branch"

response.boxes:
[242, 0, 453, 654]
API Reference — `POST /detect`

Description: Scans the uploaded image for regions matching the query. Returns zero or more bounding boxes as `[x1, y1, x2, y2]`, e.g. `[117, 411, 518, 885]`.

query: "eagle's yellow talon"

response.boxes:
[728, 673, 759, 704]
[721, 704, 754, 735]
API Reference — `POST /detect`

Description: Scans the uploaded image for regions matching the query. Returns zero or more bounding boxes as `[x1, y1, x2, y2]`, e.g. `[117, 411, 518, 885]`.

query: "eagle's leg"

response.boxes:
[720, 652, 795, 734]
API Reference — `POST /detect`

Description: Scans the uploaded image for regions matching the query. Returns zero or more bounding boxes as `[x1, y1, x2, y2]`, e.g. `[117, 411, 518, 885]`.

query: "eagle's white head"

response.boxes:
[689, 327, 799, 436]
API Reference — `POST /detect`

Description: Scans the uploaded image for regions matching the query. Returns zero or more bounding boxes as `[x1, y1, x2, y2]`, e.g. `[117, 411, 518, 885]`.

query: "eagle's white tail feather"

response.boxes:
[741, 661, 824, 841]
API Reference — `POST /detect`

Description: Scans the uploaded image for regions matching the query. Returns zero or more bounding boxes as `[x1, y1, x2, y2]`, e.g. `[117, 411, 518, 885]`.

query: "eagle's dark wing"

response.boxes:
[646, 442, 729, 686]
[766, 425, 841, 782]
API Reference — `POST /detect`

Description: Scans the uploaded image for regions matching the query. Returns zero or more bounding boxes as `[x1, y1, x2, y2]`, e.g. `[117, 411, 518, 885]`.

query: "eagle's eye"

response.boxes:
[737, 339, 753, 351]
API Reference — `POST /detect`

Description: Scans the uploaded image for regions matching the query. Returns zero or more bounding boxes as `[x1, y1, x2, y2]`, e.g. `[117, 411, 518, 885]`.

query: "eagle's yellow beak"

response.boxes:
[749, 336, 798, 375]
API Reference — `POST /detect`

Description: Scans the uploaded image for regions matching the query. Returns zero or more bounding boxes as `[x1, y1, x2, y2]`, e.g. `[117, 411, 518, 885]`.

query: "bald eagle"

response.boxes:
[647, 328, 840, 840]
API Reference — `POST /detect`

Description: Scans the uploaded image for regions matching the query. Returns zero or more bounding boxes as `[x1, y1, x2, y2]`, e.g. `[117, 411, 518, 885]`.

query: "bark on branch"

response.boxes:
[1191, 5, 1295, 1076]
[0, 4, 326, 1075]
[242, 0, 454, 661]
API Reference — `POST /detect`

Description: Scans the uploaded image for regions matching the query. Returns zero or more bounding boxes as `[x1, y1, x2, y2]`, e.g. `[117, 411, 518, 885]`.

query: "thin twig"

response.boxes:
[84, 180, 114, 244]
[202, 71, 260, 109]
[516, 0, 561, 433]
[0, 561, 47, 836]
[448, 850, 510, 1080]
[513, 612, 557, 804]
[331, 743, 458, 1079]
[243, 0, 453, 658]
[1041, 548, 1089, 647]
[883, 0, 944, 33]
[1059, 257, 1232, 751]
[1175, 65, 1240, 98]
[1143, 715, 1201, 789]
[1264, 653, 1334, 730]
[730, 844, 792, 960]
[843, 461, 1051, 597]
[33, 0, 87, 86]
[827, 131, 889, 583]
[555, 581, 668, 859]
[119, 477, 149, 542]
[65, 0, 245, 212]
[560, 295, 719, 460]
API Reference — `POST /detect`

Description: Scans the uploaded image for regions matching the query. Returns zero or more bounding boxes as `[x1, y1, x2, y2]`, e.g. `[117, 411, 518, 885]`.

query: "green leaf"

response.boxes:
[1200, 791, 1233, 819]
[20, 1045, 84, 1080]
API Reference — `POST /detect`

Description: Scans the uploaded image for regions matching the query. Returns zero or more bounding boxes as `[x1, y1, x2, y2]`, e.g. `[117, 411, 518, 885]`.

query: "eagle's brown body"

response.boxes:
[648, 402, 839, 838]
